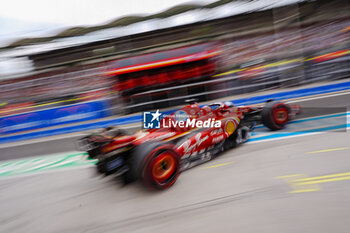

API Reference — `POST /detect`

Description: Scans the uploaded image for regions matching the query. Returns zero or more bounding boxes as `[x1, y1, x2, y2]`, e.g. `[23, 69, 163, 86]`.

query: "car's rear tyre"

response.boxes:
[126, 142, 180, 190]
[262, 101, 290, 130]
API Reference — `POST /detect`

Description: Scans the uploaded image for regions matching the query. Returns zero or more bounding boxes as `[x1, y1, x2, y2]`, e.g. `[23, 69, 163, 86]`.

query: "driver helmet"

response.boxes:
[224, 101, 235, 108]
[199, 105, 212, 116]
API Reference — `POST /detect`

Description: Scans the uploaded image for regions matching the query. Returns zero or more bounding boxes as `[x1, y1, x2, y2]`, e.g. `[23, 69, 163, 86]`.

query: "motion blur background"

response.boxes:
[0, 0, 349, 135]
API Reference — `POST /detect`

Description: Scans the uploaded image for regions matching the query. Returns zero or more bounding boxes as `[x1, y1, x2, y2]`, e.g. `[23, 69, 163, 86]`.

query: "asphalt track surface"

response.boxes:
[0, 129, 350, 233]
[0, 91, 350, 233]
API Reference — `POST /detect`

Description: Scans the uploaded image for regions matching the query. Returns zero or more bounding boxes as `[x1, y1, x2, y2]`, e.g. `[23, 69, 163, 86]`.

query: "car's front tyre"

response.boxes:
[262, 101, 290, 130]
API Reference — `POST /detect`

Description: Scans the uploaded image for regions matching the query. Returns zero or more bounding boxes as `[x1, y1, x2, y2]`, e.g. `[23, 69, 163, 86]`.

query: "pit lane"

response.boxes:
[1, 90, 349, 161]
[0, 92, 349, 233]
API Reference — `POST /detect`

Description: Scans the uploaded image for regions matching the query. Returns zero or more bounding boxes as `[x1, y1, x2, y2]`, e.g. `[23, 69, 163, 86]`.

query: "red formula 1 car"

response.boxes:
[78, 100, 300, 190]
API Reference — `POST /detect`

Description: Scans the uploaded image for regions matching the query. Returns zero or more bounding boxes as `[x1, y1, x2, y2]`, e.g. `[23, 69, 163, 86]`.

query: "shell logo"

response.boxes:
[225, 121, 236, 135]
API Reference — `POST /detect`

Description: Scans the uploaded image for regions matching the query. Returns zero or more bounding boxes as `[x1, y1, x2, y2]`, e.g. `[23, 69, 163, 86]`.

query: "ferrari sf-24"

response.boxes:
[78, 100, 300, 190]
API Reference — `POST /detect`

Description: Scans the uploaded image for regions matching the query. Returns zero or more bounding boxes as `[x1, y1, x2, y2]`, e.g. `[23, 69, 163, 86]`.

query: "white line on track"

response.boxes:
[286, 90, 350, 103]
[248, 131, 323, 144]
[0, 124, 140, 149]
[0, 164, 94, 180]
[0, 133, 86, 149]
[0, 151, 82, 163]
[249, 127, 350, 144]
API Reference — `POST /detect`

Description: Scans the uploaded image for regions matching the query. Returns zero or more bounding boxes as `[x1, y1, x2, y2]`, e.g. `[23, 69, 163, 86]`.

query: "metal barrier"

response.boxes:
[0, 99, 110, 135]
